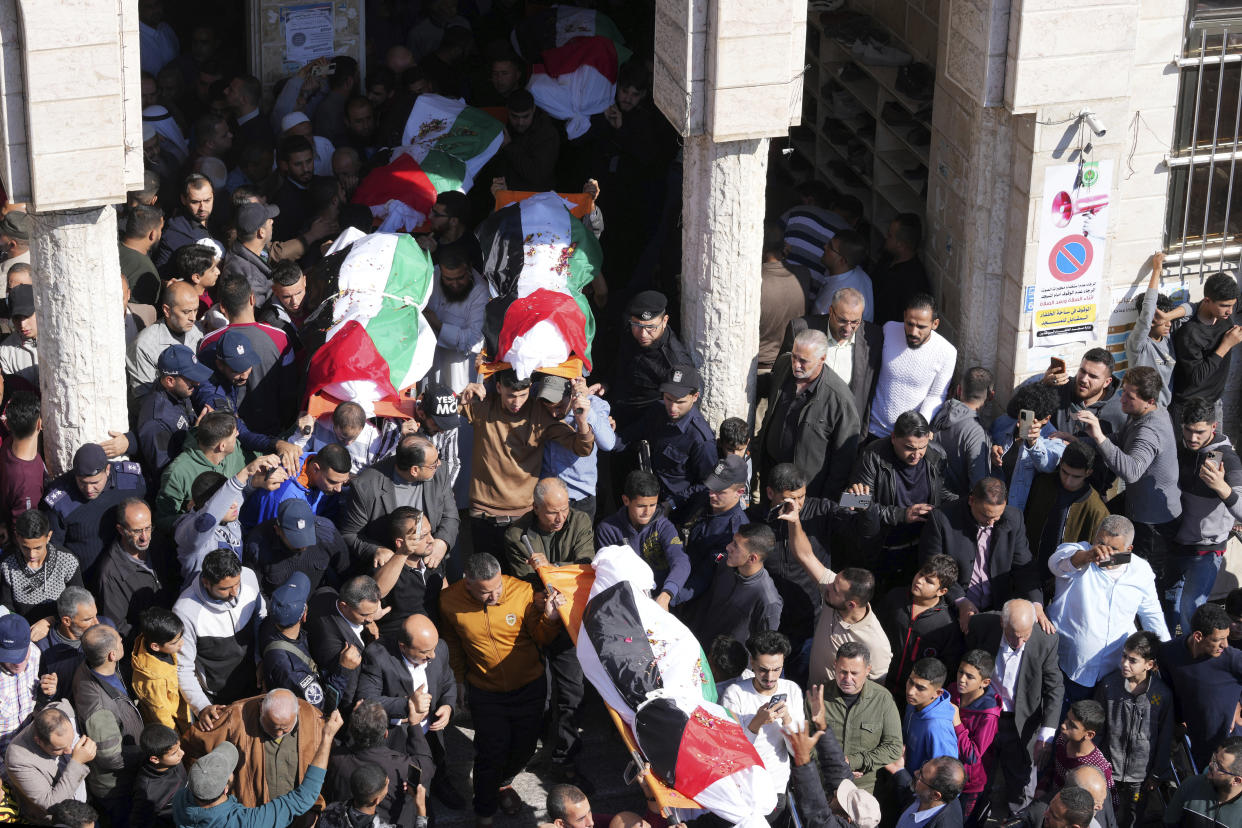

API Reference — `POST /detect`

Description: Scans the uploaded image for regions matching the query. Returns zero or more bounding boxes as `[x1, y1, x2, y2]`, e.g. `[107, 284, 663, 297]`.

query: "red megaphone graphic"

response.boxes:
[1052, 191, 1108, 228]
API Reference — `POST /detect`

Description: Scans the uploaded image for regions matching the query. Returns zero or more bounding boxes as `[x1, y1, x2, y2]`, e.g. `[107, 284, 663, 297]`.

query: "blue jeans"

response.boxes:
[1164, 552, 1223, 636]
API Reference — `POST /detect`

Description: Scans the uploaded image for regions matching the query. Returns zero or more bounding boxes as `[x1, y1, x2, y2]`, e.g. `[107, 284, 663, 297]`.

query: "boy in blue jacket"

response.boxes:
[903, 657, 960, 771]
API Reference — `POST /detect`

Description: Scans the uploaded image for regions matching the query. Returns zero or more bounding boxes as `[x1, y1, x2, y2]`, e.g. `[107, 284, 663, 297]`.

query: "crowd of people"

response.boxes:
[0, 2, 1240, 828]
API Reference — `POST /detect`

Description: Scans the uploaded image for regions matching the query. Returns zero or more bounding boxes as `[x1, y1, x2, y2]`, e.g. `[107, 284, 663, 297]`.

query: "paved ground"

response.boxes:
[434, 689, 653, 827]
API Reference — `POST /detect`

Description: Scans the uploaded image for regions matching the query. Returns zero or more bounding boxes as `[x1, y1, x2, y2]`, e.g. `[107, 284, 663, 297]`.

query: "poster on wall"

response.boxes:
[1030, 159, 1113, 348]
[283, 3, 335, 66]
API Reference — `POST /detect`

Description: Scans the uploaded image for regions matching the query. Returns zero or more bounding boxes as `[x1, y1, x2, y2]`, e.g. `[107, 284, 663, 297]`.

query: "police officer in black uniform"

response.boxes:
[259, 571, 355, 711]
[608, 290, 695, 429]
[136, 344, 212, 476]
[243, 498, 351, 596]
[616, 364, 716, 511]
[192, 328, 291, 457]
[43, 443, 147, 587]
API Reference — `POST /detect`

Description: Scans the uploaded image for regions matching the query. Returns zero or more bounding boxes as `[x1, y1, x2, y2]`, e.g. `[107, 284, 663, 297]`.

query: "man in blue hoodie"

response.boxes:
[172, 708, 342, 828]
[903, 657, 960, 771]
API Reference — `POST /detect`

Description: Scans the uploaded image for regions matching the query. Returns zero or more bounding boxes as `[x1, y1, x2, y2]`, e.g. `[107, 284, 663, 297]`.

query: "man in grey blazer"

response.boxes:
[965, 599, 1064, 819]
[781, 287, 883, 438]
[340, 434, 459, 568]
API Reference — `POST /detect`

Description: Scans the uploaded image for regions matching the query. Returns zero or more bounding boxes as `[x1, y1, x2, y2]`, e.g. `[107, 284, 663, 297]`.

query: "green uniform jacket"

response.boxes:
[502, 509, 596, 587]
[822, 678, 904, 793]
[155, 445, 251, 534]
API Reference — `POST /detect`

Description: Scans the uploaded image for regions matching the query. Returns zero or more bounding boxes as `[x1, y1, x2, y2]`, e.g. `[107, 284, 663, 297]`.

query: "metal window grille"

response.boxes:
[1165, 10, 1242, 277]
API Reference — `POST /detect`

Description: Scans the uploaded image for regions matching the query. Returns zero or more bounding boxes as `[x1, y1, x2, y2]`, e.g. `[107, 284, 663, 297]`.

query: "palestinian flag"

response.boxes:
[351, 95, 503, 231]
[302, 233, 437, 417]
[567, 547, 778, 828]
[512, 5, 631, 64]
[528, 36, 619, 139]
[476, 192, 600, 376]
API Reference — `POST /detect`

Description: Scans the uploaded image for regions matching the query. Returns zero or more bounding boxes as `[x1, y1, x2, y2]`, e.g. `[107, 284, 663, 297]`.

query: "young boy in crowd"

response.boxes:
[1052, 699, 1115, 792]
[717, 416, 752, 502]
[1093, 630, 1171, 828]
[902, 657, 960, 770]
[130, 606, 191, 731]
[880, 554, 963, 695]
[949, 649, 1001, 827]
[130, 723, 187, 828]
[596, 470, 689, 609]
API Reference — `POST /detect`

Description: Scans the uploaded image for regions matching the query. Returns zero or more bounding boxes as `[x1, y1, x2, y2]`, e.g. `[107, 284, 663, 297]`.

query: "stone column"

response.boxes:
[680, 134, 768, 428]
[29, 207, 129, 476]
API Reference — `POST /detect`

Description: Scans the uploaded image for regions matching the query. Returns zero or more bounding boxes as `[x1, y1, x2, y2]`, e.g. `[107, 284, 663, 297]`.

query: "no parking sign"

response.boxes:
[1031, 161, 1112, 347]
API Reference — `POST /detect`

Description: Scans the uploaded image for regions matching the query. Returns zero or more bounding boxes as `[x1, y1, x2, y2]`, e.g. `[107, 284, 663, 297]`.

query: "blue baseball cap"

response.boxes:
[218, 329, 258, 373]
[270, 571, 311, 627]
[277, 499, 317, 549]
[0, 613, 31, 663]
[157, 344, 213, 384]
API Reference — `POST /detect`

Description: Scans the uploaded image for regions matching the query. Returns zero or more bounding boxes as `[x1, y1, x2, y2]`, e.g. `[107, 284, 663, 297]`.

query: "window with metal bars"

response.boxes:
[1165, 13, 1242, 276]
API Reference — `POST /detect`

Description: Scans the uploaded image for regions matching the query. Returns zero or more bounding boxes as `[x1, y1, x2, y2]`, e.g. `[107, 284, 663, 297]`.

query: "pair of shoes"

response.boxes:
[852, 38, 912, 67]
[838, 63, 866, 82]
[903, 164, 928, 181]
[497, 786, 522, 816]
[432, 778, 467, 810]
[896, 62, 934, 101]
[907, 125, 931, 145]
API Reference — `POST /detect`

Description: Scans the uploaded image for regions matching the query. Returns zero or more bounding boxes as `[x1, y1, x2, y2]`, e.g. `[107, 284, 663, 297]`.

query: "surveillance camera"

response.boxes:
[1081, 110, 1107, 137]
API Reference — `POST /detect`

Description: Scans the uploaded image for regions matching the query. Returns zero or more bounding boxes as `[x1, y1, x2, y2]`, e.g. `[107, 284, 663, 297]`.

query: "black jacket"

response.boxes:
[324, 742, 430, 828]
[917, 501, 1041, 609]
[609, 328, 694, 428]
[878, 588, 964, 695]
[756, 353, 860, 499]
[305, 589, 370, 709]
[129, 762, 186, 828]
[782, 315, 883, 437]
[850, 439, 957, 541]
[355, 638, 456, 724]
[340, 456, 460, 560]
[966, 612, 1064, 740]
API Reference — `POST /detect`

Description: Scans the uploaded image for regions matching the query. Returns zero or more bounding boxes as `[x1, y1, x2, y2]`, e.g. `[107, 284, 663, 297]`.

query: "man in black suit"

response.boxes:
[340, 434, 458, 569]
[965, 600, 1064, 819]
[356, 613, 460, 807]
[305, 575, 384, 710]
[918, 477, 1045, 632]
[782, 286, 883, 438]
[324, 699, 431, 828]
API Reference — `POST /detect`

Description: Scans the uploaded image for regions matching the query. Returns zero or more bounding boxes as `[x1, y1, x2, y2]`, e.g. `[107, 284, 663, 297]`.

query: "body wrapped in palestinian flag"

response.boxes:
[351, 95, 503, 231]
[476, 192, 600, 378]
[300, 233, 437, 417]
[511, 6, 628, 140]
[571, 547, 778, 828]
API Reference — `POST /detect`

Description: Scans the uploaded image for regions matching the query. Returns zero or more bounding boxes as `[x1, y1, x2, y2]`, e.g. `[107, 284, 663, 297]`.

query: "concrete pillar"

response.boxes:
[680, 134, 768, 428]
[29, 207, 129, 476]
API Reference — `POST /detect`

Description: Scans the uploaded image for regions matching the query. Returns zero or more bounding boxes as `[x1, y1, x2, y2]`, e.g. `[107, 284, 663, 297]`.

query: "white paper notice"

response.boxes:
[285, 3, 335, 65]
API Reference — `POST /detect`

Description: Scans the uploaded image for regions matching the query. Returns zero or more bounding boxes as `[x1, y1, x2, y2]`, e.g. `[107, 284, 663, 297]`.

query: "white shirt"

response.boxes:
[811, 266, 874, 321]
[290, 416, 394, 476]
[1048, 542, 1170, 685]
[426, 270, 488, 393]
[402, 654, 431, 733]
[824, 332, 855, 387]
[991, 638, 1056, 743]
[720, 676, 805, 793]
[868, 321, 957, 437]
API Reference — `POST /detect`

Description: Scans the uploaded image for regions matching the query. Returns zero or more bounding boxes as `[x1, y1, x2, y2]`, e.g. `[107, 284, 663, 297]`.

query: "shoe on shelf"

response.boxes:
[838, 63, 866, 82]
[881, 101, 913, 126]
[828, 160, 864, 188]
[907, 125, 931, 146]
[852, 38, 912, 67]
[896, 62, 934, 101]
[903, 164, 928, 181]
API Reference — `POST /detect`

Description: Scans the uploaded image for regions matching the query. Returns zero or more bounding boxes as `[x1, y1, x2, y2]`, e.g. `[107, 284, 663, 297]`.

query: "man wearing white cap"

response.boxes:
[280, 112, 336, 177]
[173, 708, 342, 828]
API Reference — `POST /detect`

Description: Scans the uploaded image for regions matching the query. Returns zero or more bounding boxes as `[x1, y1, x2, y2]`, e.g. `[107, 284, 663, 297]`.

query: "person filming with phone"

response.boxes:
[1047, 515, 1169, 704]
[1170, 395, 1242, 635]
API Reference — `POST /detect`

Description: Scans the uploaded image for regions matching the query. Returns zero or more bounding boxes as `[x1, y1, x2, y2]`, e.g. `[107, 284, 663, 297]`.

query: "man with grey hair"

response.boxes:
[965, 598, 1063, 818]
[439, 553, 563, 820]
[71, 625, 144, 821]
[756, 327, 860, 499]
[1049, 514, 1169, 701]
[181, 687, 325, 808]
[38, 586, 105, 702]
